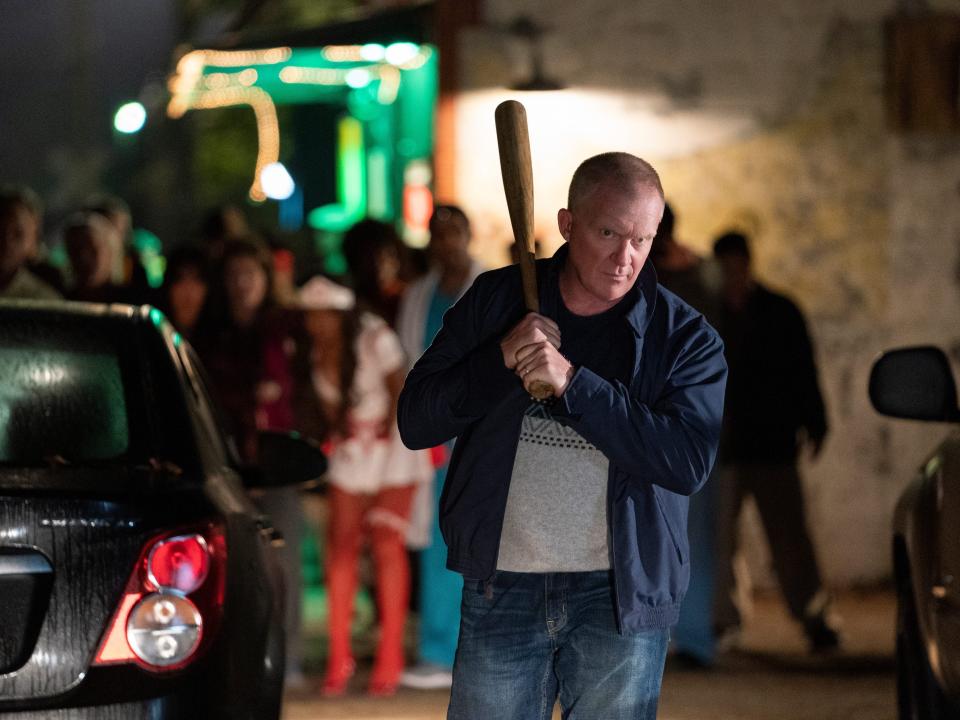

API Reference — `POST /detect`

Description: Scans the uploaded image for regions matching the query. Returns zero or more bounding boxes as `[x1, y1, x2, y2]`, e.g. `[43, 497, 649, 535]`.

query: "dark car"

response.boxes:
[0, 301, 325, 719]
[869, 345, 960, 720]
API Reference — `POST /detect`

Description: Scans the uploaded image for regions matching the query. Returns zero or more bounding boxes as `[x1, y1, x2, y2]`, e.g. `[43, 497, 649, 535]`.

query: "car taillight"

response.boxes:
[94, 523, 225, 672]
[147, 534, 209, 594]
[127, 593, 202, 667]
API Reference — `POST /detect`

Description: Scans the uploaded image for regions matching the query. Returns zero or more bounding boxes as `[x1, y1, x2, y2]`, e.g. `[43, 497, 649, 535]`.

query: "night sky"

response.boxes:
[0, 0, 178, 213]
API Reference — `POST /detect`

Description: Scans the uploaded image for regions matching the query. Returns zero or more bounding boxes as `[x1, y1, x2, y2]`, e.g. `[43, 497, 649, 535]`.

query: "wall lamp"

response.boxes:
[507, 16, 565, 92]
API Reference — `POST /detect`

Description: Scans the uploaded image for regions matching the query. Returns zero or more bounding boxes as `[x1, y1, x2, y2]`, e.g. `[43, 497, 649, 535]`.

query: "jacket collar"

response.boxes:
[546, 243, 658, 338]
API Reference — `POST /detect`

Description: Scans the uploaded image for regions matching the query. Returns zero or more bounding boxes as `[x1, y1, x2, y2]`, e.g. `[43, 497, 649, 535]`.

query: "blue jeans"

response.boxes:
[449, 571, 669, 720]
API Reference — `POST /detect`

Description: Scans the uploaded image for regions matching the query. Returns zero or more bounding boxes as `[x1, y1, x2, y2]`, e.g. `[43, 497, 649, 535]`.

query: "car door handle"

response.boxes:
[259, 526, 286, 548]
[254, 516, 286, 547]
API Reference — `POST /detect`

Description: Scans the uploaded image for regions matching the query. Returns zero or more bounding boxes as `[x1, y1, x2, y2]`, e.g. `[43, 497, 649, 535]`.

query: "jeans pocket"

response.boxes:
[461, 577, 486, 602]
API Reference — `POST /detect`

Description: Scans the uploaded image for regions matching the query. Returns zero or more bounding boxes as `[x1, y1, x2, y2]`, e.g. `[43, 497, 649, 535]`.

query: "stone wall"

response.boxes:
[450, 0, 960, 587]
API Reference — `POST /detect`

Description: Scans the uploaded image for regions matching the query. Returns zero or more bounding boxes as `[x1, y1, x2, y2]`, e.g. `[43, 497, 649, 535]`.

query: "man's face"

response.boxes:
[428, 214, 470, 274]
[558, 181, 664, 307]
[66, 227, 112, 288]
[0, 205, 38, 279]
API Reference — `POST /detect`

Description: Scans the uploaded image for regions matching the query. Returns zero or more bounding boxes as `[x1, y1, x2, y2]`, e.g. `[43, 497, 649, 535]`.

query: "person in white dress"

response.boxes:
[297, 276, 431, 697]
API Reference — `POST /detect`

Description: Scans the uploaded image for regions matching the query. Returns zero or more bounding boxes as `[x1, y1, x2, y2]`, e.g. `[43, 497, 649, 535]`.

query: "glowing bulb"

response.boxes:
[152, 599, 176, 624]
[360, 44, 385, 61]
[260, 162, 295, 201]
[156, 635, 178, 659]
[385, 42, 419, 66]
[114, 102, 147, 134]
[345, 68, 371, 88]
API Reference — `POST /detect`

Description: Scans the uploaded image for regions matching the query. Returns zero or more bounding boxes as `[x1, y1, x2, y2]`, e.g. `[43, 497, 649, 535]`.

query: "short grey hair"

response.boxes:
[567, 152, 664, 211]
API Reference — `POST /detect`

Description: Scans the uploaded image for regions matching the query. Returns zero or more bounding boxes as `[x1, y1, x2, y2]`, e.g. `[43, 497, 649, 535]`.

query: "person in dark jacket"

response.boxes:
[711, 231, 840, 652]
[0, 185, 61, 300]
[156, 244, 209, 341]
[398, 153, 726, 719]
[63, 212, 134, 304]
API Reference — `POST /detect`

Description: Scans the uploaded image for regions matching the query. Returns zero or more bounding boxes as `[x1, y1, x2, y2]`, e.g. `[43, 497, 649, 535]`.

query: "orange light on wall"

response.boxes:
[403, 185, 433, 247]
[402, 159, 433, 247]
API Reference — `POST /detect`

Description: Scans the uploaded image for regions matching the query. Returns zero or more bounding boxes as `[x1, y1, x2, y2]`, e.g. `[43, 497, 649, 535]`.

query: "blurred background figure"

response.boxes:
[157, 244, 209, 340]
[711, 231, 841, 654]
[395, 204, 483, 690]
[199, 203, 251, 264]
[85, 194, 150, 301]
[193, 236, 306, 689]
[63, 211, 131, 303]
[270, 244, 298, 307]
[0, 184, 61, 300]
[508, 237, 542, 265]
[649, 202, 720, 319]
[295, 275, 431, 698]
[651, 202, 722, 669]
[341, 219, 407, 327]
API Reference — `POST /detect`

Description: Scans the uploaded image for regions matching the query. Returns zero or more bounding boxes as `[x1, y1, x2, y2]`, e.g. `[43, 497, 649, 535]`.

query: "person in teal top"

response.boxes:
[396, 206, 483, 689]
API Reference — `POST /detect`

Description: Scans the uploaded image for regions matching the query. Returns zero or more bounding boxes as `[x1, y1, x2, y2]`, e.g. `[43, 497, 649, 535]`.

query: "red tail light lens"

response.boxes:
[94, 522, 225, 672]
[147, 534, 209, 594]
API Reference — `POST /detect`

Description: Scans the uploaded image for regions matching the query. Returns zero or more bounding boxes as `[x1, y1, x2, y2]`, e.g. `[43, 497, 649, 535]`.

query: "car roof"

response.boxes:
[0, 299, 206, 479]
[0, 299, 155, 326]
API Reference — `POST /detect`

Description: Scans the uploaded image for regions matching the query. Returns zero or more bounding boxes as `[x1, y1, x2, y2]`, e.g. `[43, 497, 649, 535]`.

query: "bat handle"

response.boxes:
[527, 379, 555, 402]
[523, 273, 555, 401]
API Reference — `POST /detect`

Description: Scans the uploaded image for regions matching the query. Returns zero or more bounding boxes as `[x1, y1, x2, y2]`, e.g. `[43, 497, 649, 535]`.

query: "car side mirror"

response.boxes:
[869, 346, 960, 422]
[241, 431, 328, 489]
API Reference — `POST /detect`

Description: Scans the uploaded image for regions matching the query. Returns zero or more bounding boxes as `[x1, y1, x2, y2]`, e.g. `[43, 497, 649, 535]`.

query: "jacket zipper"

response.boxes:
[607, 464, 624, 635]
[609, 319, 643, 635]
[482, 408, 529, 592]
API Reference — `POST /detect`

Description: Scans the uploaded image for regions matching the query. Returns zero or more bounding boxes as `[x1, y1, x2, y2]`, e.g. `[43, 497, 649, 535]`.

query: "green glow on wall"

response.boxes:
[181, 41, 438, 258]
[367, 148, 389, 219]
[308, 114, 366, 235]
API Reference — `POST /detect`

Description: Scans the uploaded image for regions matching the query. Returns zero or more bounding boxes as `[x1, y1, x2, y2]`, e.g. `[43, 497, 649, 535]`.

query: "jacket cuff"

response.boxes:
[553, 365, 600, 418]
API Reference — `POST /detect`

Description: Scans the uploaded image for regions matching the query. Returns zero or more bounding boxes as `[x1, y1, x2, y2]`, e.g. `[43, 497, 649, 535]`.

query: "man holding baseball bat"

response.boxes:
[399, 152, 726, 718]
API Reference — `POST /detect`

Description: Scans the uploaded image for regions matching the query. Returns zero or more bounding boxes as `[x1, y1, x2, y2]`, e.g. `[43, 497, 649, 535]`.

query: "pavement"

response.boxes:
[283, 589, 896, 720]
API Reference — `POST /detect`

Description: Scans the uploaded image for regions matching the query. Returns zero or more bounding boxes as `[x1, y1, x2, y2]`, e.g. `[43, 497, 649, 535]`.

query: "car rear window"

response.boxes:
[0, 346, 129, 462]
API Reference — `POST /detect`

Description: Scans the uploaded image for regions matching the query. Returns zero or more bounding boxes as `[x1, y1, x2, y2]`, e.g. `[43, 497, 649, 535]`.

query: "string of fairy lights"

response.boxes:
[165, 43, 435, 203]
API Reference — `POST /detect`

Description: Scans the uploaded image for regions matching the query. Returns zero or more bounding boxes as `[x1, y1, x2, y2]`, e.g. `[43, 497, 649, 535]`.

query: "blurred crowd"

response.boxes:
[0, 183, 843, 694]
[0, 182, 477, 698]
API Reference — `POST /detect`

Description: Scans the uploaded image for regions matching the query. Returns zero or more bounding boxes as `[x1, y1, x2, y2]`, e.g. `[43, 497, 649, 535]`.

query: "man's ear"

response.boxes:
[557, 208, 572, 241]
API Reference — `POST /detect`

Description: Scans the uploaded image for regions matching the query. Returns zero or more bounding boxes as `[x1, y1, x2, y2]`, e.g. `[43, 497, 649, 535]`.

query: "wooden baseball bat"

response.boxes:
[495, 99, 554, 401]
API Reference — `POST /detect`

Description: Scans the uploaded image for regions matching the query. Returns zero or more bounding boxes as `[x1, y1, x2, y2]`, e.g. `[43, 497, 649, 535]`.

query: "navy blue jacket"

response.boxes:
[398, 245, 727, 631]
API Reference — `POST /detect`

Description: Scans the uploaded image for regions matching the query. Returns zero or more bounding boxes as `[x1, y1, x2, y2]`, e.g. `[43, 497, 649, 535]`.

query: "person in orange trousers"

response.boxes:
[295, 276, 431, 697]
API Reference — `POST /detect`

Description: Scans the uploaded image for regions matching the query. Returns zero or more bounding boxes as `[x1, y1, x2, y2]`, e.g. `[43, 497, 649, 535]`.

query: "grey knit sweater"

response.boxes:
[497, 405, 610, 572]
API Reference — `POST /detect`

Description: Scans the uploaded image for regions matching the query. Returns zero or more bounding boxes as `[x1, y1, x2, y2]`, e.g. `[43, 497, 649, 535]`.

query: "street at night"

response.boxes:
[285, 591, 895, 720]
[2, 1, 960, 719]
